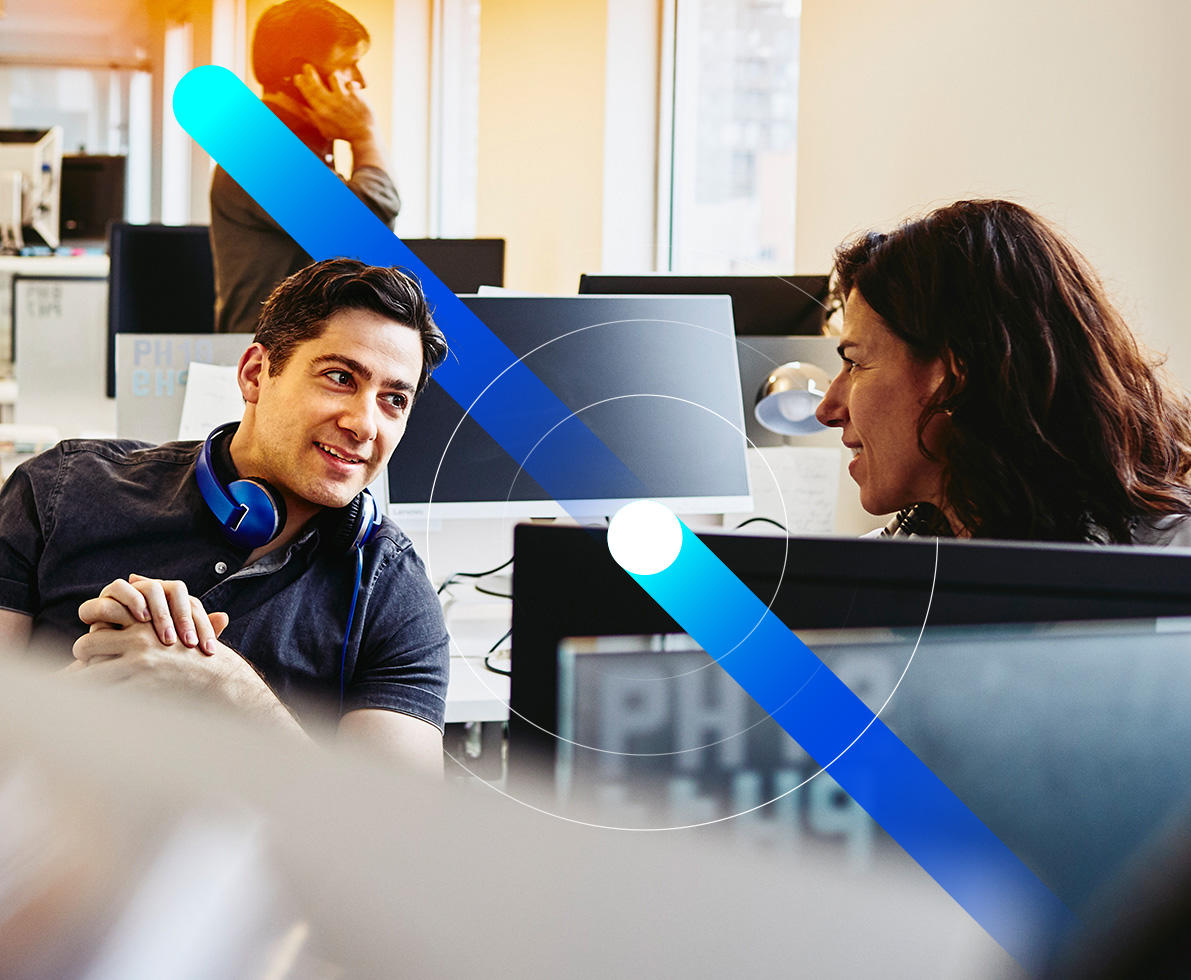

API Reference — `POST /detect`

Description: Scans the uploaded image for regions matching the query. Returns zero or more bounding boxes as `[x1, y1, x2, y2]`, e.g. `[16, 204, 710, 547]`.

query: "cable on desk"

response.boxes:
[436, 554, 514, 595]
[473, 584, 513, 600]
[484, 627, 513, 676]
[734, 516, 788, 533]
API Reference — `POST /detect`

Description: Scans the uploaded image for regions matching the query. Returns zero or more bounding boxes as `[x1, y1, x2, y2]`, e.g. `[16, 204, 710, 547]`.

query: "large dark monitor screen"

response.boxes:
[60, 154, 126, 243]
[106, 223, 216, 397]
[511, 524, 1191, 765]
[386, 295, 751, 520]
[578, 273, 830, 336]
[510, 523, 1191, 933]
[403, 238, 505, 293]
[553, 622, 1191, 921]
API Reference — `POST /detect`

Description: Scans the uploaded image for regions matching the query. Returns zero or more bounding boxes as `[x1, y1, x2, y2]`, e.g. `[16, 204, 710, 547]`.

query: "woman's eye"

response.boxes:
[843, 358, 857, 373]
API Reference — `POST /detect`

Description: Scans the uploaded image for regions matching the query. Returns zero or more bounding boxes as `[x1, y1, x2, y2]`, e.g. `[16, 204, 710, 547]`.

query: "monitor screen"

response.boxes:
[386, 294, 752, 520]
[107, 223, 217, 397]
[60, 154, 126, 243]
[510, 522, 1191, 952]
[402, 238, 505, 293]
[578, 273, 830, 336]
[552, 619, 1191, 920]
[0, 126, 62, 249]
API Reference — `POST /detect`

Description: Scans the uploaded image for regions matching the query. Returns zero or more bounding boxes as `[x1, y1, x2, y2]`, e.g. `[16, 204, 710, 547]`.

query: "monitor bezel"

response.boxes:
[508, 523, 1191, 776]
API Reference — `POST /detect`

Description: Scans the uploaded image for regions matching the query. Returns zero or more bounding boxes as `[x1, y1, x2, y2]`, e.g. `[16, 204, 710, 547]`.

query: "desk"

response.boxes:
[2, 255, 113, 437]
[442, 588, 511, 724]
[446, 656, 509, 723]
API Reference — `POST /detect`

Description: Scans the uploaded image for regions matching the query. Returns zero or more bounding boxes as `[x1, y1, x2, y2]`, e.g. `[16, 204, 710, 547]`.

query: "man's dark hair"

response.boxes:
[252, 0, 369, 93]
[255, 258, 448, 397]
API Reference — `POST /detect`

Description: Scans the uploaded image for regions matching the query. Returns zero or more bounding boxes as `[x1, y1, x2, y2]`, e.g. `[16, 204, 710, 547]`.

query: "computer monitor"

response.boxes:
[0, 126, 63, 250]
[510, 523, 1191, 926]
[402, 238, 505, 293]
[106, 223, 216, 397]
[386, 294, 752, 520]
[553, 621, 1191, 919]
[60, 154, 126, 244]
[578, 273, 830, 336]
[510, 524, 1191, 766]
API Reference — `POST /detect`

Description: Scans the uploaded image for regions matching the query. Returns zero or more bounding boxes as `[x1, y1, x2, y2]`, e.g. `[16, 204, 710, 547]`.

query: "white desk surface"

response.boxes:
[0, 254, 109, 276]
[446, 657, 509, 723]
[441, 588, 511, 724]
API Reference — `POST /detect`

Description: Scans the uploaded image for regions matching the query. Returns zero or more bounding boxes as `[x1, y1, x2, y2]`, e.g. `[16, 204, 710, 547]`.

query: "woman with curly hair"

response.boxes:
[815, 199, 1191, 543]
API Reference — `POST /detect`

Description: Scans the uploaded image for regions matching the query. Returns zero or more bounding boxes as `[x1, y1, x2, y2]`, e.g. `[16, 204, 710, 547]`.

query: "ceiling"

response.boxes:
[1, 0, 148, 43]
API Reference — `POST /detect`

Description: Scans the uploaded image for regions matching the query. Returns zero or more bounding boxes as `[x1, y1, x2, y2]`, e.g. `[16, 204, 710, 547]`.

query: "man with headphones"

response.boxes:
[0, 259, 450, 772]
[211, 0, 401, 333]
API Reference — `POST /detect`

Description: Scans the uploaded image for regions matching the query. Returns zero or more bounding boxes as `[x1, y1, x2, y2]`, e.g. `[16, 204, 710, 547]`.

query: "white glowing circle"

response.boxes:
[607, 500, 683, 575]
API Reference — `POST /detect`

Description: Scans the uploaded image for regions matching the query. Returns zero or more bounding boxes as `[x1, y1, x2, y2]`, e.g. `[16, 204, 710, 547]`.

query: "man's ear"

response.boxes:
[237, 343, 267, 404]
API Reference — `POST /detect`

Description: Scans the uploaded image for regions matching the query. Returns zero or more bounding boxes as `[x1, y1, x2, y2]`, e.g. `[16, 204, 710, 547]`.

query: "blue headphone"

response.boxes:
[195, 422, 380, 552]
[196, 422, 383, 712]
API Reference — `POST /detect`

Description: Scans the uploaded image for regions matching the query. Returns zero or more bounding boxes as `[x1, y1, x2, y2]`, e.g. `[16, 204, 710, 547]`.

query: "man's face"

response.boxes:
[236, 308, 423, 522]
[317, 39, 368, 91]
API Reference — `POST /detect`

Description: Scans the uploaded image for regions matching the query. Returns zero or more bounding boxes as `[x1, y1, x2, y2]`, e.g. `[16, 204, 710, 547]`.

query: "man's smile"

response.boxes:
[315, 441, 367, 464]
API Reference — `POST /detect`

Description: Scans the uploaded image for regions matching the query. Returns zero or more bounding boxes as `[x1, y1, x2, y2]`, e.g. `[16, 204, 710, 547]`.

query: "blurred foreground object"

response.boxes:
[0, 652, 1017, 978]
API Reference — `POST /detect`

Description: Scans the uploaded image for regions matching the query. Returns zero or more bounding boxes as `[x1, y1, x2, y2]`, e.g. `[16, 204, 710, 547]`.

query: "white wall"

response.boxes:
[796, 0, 1191, 384]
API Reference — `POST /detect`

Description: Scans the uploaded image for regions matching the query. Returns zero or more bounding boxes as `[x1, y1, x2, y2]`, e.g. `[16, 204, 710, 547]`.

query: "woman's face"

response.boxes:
[815, 290, 948, 516]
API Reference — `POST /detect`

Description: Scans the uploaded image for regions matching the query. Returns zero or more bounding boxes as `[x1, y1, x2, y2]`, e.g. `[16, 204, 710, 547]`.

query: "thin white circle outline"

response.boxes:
[442, 536, 940, 833]
[421, 309, 936, 828]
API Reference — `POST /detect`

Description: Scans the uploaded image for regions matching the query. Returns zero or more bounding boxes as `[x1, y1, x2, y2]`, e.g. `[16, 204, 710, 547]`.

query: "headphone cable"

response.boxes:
[339, 545, 365, 715]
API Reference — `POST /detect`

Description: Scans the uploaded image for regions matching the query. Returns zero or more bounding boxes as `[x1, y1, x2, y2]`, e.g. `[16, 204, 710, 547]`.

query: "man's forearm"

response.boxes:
[72, 622, 313, 743]
[222, 655, 312, 742]
[349, 134, 389, 174]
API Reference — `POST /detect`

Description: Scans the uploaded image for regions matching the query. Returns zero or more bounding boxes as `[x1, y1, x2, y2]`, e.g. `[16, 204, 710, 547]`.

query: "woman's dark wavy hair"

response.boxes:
[832, 199, 1191, 542]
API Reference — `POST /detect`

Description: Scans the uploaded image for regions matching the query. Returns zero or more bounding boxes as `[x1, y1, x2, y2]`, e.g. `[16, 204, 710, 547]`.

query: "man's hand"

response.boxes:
[79, 575, 228, 654]
[70, 621, 307, 738]
[292, 63, 377, 144]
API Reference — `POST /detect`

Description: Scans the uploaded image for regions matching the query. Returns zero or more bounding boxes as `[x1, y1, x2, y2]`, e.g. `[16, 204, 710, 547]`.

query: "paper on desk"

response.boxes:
[177, 362, 243, 440]
[745, 446, 841, 534]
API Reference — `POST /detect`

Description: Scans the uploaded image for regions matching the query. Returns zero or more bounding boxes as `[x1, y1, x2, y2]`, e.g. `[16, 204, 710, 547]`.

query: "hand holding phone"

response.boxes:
[290, 62, 376, 144]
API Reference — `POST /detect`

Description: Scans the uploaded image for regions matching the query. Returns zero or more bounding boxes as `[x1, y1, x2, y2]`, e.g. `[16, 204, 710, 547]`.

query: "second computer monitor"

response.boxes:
[106, 223, 217, 397]
[403, 238, 505, 293]
[386, 294, 751, 520]
[60, 154, 126, 244]
[578, 273, 830, 336]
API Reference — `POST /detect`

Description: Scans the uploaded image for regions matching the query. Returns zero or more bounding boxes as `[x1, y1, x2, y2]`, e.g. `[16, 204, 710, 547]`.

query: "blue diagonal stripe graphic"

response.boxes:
[615, 514, 1077, 971]
[173, 65, 1076, 970]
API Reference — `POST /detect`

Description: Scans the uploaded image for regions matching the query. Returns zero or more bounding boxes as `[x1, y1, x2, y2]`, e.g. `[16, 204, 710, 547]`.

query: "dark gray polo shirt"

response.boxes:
[0, 438, 448, 730]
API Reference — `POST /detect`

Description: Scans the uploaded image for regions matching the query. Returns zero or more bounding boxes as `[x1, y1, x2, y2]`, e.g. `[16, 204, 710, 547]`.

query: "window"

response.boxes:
[1, 62, 152, 224]
[664, 0, 802, 273]
[429, 0, 482, 237]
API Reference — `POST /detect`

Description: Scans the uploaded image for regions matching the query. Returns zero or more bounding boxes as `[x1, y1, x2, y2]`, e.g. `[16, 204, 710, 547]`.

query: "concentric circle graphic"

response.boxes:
[424, 315, 940, 832]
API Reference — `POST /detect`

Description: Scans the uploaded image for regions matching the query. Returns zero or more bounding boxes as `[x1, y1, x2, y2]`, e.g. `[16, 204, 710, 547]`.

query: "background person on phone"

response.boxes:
[210, 0, 401, 334]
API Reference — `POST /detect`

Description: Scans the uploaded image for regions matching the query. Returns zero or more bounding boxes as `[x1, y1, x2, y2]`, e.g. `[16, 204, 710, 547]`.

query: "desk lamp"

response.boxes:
[753, 361, 831, 435]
